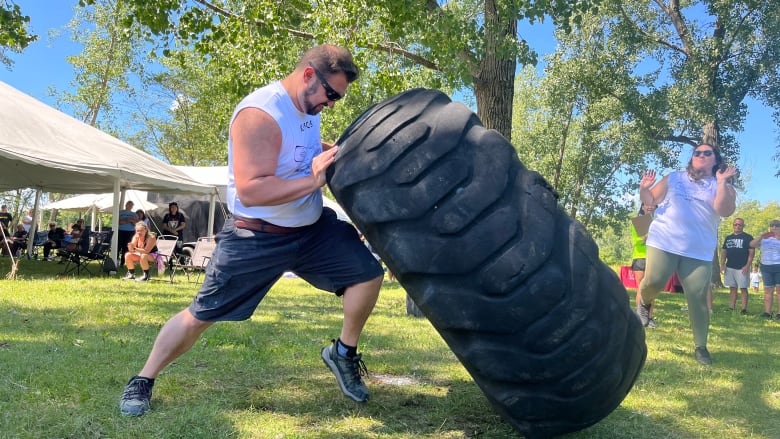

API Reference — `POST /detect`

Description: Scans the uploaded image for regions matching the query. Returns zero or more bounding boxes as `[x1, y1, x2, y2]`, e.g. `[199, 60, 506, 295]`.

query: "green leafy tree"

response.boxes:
[607, 0, 780, 171]
[54, 0, 144, 129]
[124, 48, 235, 165]
[82, 0, 599, 142]
[511, 14, 677, 235]
[0, 0, 37, 68]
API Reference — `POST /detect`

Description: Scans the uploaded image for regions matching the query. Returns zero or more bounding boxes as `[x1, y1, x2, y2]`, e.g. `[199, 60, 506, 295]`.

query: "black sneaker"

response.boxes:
[321, 340, 369, 402]
[636, 301, 652, 327]
[694, 347, 713, 366]
[740, 309, 748, 315]
[762, 312, 773, 319]
[119, 376, 154, 416]
[123, 271, 135, 280]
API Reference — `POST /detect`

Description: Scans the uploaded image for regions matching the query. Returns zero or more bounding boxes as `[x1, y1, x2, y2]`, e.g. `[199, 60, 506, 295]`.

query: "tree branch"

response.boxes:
[423, 0, 475, 73]
[192, 0, 440, 71]
[717, 7, 758, 67]
[654, 134, 697, 146]
[618, 4, 688, 56]
[666, 0, 695, 54]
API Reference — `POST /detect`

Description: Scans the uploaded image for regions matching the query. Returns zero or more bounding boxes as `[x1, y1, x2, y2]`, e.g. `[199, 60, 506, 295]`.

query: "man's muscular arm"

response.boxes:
[232, 107, 337, 207]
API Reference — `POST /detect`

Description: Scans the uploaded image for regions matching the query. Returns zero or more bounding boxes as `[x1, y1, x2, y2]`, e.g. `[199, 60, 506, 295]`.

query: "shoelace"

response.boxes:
[345, 354, 369, 381]
[122, 379, 151, 400]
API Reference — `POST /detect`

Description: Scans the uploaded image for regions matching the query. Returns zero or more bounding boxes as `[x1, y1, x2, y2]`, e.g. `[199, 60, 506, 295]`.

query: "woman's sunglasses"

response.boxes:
[693, 150, 714, 157]
[308, 62, 342, 101]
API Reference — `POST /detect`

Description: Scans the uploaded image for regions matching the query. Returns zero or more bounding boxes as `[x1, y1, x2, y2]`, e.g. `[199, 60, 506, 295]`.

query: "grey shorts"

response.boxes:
[189, 208, 384, 321]
[631, 258, 646, 272]
[723, 267, 749, 289]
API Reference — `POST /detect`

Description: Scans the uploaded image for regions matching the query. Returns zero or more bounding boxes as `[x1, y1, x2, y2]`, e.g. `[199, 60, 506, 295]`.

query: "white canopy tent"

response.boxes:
[0, 81, 216, 262]
[173, 166, 353, 225]
[43, 190, 159, 233]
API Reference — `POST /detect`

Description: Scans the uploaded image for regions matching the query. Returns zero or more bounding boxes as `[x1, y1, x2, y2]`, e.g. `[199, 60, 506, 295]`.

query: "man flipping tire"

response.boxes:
[119, 44, 383, 416]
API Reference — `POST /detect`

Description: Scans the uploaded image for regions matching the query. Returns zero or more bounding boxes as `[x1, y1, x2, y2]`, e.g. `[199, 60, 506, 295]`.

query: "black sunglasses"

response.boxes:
[308, 62, 342, 101]
[693, 150, 714, 157]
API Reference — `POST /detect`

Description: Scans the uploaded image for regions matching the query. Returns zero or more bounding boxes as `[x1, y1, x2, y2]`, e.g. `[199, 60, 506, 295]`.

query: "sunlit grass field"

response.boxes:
[1, 258, 779, 438]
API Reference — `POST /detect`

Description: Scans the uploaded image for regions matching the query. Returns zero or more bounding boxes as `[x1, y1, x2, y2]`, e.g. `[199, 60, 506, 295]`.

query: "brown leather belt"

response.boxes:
[233, 216, 305, 234]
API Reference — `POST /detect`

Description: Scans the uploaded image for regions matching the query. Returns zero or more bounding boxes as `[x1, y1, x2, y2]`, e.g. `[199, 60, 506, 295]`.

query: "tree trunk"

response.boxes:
[473, 0, 517, 142]
[702, 122, 724, 288]
[701, 121, 720, 147]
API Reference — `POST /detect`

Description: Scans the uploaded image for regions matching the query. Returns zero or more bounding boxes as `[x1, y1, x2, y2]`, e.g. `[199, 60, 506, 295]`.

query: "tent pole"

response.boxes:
[25, 189, 42, 257]
[109, 181, 121, 267]
[207, 192, 216, 238]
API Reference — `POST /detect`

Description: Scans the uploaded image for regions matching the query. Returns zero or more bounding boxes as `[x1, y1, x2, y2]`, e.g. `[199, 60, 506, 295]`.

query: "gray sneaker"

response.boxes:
[321, 341, 370, 402]
[636, 300, 652, 327]
[119, 376, 154, 416]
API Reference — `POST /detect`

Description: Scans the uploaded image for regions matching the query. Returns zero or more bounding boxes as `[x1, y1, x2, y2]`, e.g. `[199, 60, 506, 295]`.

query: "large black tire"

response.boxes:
[327, 89, 646, 438]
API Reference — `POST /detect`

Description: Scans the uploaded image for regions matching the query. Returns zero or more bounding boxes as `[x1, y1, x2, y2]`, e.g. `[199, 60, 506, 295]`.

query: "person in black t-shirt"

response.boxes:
[720, 217, 754, 314]
[161, 202, 186, 242]
[0, 204, 13, 236]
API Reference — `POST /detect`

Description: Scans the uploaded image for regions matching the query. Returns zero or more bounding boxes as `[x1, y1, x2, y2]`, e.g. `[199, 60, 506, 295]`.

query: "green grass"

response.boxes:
[1, 258, 780, 438]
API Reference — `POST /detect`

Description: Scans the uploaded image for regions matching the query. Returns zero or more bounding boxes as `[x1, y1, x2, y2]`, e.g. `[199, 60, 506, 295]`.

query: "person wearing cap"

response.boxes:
[750, 220, 780, 319]
[161, 202, 186, 242]
[118, 200, 138, 265]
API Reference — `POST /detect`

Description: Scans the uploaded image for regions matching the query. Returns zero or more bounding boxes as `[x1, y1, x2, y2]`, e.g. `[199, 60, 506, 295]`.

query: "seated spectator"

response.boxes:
[64, 223, 84, 252]
[123, 222, 158, 282]
[9, 224, 29, 257]
[42, 222, 66, 261]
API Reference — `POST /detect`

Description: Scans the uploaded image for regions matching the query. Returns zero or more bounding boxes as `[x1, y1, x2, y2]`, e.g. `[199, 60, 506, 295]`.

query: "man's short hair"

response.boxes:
[299, 44, 359, 83]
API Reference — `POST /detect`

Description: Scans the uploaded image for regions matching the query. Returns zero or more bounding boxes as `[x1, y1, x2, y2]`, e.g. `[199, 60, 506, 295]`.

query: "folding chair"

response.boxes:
[152, 235, 178, 282]
[62, 230, 112, 277]
[29, 230, 50, 260]
[171, 237, 216, 283]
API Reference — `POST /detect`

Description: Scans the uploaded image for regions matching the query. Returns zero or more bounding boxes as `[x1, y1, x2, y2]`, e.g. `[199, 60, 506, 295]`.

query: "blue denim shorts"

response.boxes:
[760, 263, 780, 288]
[189, 208, 384, 321]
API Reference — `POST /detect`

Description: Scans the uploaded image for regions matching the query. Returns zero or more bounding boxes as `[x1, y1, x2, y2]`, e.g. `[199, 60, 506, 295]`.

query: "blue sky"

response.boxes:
[2, 1, 777, 205]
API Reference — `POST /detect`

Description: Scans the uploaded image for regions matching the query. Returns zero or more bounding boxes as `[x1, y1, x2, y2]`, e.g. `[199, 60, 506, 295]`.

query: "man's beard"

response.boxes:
[303, 83, 326, 115]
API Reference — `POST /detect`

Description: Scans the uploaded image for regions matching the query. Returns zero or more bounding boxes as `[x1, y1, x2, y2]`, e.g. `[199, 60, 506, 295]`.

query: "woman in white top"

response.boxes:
[637, 143, 736, 365]
[749, 219, 780, 319]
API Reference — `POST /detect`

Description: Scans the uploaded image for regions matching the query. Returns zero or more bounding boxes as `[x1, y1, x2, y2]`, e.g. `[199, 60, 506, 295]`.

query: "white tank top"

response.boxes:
[646, 171, 721, 261]
[226, 82, 323, 227]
